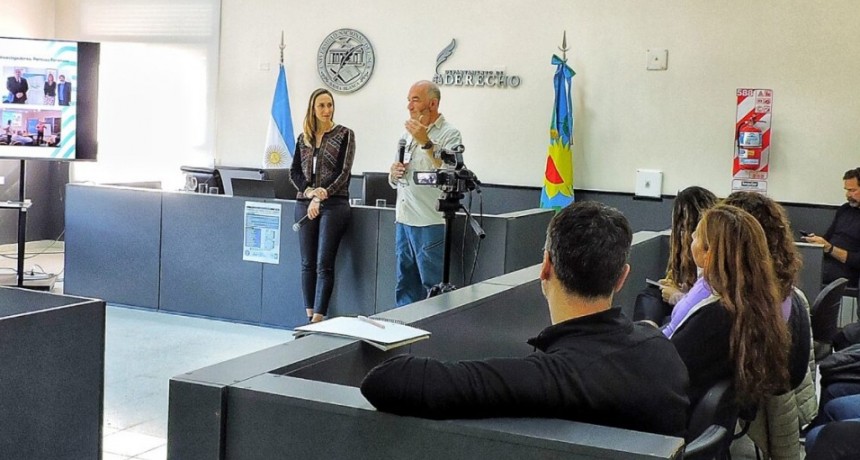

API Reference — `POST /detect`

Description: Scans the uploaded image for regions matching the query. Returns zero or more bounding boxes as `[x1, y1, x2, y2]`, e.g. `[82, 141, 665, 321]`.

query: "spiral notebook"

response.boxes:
[294, 316, 431, 351]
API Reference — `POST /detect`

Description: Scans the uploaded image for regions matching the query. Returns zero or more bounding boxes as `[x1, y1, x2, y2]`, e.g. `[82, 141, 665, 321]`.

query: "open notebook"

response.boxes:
[294, 316, 431, 351]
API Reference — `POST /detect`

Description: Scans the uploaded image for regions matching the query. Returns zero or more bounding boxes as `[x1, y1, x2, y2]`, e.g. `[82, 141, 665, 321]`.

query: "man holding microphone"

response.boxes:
[389, 80, 462, 307]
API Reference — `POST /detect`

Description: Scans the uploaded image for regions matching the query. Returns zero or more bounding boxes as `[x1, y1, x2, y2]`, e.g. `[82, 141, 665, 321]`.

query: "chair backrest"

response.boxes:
[683, 425, 729, 460]
[362, 172, 397, 206]
[844, 274, 859, 300]
[686, 379, 738, 444]
[811, 278, 849, 345]
[786, 288, 812, 390]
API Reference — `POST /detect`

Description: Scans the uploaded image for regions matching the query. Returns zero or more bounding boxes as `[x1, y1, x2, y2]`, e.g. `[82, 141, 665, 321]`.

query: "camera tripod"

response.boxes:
[427, 191, 486, 298]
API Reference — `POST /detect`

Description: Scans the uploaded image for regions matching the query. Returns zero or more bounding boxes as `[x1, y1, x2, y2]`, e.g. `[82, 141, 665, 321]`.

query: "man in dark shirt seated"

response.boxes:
[360, 201, 690, 437]
[804, 167, 860, 288]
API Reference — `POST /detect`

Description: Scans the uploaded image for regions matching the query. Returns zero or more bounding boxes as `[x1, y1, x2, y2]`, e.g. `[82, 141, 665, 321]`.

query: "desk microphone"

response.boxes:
[397, 139, 406, 163]
[292, 203, 323, 231]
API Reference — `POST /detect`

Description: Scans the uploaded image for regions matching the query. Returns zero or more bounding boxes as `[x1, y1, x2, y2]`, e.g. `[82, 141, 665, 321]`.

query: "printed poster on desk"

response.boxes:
[242, 201, 281, 264]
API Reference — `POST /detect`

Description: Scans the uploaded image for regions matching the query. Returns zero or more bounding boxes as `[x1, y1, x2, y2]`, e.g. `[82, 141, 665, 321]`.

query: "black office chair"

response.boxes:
[843, 275, 859, 322]
[684, 425, 729, 460]
[683, 379, 738, 460]
[811, 278, 849, 361]
[362, 171, 397, 206]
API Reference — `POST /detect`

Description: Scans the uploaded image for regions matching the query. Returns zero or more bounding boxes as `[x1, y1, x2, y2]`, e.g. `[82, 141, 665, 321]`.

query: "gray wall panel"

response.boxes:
[503, 210, 554, 273]
[472, 184, 540, 215]
[160, 193, 262, 322]
[783, 204, 836, 239]
[408, 282, 548, 363]
[64, 185, 162, 308]
[260, 200, 303, 327]
[374, 208, 397, 312]
[0, 288, 104, 460]
[616, 234, 666, 318]
[328, 206, 379, 318]
[449, 214, 507, 286]
[796, 244, 824, 302]
[224, 377, 679, 460]
[167, 379, 227, 460]
[576, 191, 675, 232]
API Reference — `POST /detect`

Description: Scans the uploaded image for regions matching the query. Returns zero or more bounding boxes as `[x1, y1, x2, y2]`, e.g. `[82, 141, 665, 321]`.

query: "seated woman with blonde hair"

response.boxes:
[669, 204, 792, 413]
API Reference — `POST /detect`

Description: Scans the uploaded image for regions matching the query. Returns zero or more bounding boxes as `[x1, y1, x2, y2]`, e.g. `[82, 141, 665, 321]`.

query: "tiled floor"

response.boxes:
[100, 306, 294, 459]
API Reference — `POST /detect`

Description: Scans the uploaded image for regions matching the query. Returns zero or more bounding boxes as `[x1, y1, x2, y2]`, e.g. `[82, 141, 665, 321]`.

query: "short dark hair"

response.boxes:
[844, 168, 860, 182]
[545, 201, 632, 298]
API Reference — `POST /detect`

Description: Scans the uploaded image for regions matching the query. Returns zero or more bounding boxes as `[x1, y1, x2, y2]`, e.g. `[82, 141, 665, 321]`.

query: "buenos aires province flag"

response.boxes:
[540, 55, 575, 209]
[263, 64, 296, 168]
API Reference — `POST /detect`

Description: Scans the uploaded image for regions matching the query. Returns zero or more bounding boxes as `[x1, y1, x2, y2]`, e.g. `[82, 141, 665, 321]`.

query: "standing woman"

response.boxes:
[43, 73, 57, 105]
[290, 88, 355, 323]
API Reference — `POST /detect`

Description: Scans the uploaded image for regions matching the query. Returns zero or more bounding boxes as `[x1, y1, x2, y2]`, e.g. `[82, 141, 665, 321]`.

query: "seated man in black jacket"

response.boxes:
[803, 167, 860, 288]
[360, 201, 691, 437]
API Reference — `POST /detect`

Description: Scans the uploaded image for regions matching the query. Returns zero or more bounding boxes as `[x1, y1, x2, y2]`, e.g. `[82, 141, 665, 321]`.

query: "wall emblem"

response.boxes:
[317, 29, 375, 93]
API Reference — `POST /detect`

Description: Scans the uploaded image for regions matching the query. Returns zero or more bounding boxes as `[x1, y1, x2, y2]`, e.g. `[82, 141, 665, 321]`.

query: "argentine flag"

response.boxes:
[263, 63, 296, 168]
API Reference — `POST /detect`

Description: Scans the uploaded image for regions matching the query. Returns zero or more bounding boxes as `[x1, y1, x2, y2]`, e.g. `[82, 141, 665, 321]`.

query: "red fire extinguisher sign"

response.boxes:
[732, 88, 772, 193]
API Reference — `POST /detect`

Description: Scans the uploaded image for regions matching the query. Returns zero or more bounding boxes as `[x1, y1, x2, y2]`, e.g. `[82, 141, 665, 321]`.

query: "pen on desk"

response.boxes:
[358, 315, 386, 329]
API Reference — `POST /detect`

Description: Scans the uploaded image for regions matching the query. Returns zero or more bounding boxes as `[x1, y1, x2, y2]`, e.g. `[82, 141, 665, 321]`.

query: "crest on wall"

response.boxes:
[317, 29, 375, 93]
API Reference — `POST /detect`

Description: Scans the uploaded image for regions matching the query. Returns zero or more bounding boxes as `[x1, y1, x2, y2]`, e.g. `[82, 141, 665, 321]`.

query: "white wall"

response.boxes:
[218, 0, 860, 205]
[0, 0, 55, 37]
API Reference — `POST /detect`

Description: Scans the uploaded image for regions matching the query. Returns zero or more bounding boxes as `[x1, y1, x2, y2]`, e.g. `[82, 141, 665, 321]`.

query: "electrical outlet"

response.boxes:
[0, 175, 5, 185]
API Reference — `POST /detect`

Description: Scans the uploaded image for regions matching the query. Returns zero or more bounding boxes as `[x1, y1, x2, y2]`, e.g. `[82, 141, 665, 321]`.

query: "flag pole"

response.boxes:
[279, 31, 285, 65]
[558, 31, 569, 62]
[264, 31, 296, 168]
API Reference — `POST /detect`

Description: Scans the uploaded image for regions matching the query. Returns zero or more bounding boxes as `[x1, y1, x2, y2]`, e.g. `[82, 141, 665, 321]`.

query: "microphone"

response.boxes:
[292, 215, 309, 232]
[397, 138, 406, 163]
[292, 202, 323, 231]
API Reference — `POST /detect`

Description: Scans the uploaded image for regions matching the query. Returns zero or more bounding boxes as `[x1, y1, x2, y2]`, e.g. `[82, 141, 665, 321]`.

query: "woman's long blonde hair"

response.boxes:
[699, 205, 790, 405]
[302, 88, 334, 147]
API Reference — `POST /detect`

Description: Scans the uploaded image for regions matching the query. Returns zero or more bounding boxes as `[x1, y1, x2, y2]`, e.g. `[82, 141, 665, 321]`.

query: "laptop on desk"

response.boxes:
[231, 178, 276, 198]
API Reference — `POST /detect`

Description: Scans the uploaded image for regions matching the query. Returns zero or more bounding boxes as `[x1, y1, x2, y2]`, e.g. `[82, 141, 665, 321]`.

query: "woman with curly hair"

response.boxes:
[723, 191, 815, 459]
[634, 186, 718, 330]
[669, 204, 791, 410]
[723, 191, 802, 308]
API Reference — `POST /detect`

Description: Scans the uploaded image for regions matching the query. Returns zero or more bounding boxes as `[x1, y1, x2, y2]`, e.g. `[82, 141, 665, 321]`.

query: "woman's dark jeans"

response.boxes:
[295, 197, 351, 316]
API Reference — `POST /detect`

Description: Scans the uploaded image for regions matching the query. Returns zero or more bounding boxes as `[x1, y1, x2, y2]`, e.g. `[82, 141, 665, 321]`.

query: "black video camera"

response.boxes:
[413, 144, 480, 194]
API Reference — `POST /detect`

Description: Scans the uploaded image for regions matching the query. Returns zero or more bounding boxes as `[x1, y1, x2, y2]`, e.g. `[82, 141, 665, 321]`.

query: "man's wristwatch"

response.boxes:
[422, 140, 434, 150]
[826, 244, 834, 255]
